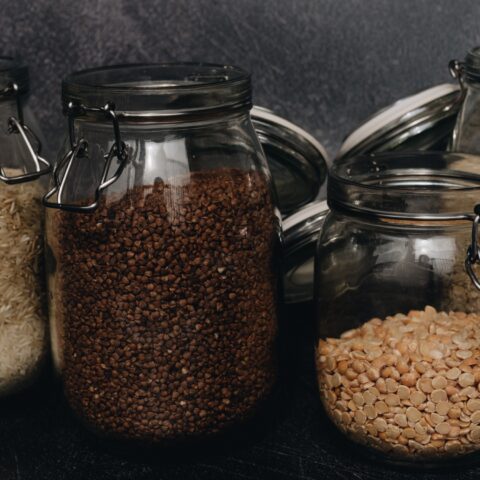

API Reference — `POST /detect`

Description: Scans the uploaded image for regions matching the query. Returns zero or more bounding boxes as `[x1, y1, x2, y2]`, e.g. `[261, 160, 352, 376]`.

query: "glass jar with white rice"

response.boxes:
[0, 57, 51, 394]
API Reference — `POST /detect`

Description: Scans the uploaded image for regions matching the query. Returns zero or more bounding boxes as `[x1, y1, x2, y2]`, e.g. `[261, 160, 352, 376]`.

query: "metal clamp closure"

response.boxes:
[43, 102, 128, 213]
[449, 59, 467, 101]
[0, 82, 51, 184]
[466, 205, 480, 290]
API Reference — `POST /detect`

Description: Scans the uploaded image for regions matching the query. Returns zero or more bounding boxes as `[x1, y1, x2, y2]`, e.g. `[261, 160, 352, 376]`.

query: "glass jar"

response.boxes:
[251, 106, 328, 216]
[338, 83, 461, 160]
[451, 47, 480, 154]
[43, 63, 281, 444]
[250, 107, 328, 303]
[0, 57, 50, 395]
[315, 151, 480, 465]
[282, 200, 329, 304]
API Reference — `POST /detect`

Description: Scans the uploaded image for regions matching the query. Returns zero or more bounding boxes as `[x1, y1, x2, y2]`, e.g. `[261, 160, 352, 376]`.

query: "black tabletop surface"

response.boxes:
[1, 302, 480, 480]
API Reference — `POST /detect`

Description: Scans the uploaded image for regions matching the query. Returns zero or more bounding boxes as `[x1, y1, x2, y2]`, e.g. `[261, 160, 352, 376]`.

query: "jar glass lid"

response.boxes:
[62, 63, 251, 116]
[464, 46, 480, 82]
[337, 84, 461, 160]
[252, 106, 328, 216]
[0, 57, 28, 95]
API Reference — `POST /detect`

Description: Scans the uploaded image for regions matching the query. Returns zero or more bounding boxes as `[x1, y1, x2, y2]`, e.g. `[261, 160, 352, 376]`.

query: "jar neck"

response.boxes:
[464, 79, 480, 91]
[328, 152, 480, 222]
[0, 96, 18, 113]
[70, 109, 252, 135]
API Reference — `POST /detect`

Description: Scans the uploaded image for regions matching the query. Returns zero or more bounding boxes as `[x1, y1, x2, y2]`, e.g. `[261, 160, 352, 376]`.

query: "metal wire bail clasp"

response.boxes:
[43, 101, 128, 213]
[449, 59, 467, 101]
[466, 205, 480, 290]
[0, 82, 51, 184]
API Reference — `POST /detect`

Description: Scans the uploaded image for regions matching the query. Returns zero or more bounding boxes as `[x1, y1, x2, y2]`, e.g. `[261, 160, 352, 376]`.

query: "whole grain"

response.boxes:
[0, 180, 46, 393]
[49, 168, 279, 442]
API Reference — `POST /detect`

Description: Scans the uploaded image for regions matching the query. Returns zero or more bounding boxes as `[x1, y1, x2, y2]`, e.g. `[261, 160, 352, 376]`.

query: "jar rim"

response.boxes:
[62, 62, 252, 118]
[328, 151, 480, 220]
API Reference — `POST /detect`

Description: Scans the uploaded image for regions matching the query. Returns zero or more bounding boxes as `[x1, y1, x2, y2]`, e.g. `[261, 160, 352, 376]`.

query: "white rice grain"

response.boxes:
[0, 180, 47, 393]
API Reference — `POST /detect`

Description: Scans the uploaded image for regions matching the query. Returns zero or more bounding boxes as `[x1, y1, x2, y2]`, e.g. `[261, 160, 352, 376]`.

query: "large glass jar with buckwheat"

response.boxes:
[315, 151, 480, 466]
[43, 63, 282, 445]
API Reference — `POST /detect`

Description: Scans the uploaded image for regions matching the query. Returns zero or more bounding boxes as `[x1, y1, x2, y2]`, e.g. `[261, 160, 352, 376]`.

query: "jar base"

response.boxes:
[318, 409, 480, 470]
[67, 379, 289, 458]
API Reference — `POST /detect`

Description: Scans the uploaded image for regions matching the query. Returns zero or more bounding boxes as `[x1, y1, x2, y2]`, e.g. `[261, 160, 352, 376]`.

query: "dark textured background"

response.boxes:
[1, 0, 480, 156]
[2, 2, 480, 479]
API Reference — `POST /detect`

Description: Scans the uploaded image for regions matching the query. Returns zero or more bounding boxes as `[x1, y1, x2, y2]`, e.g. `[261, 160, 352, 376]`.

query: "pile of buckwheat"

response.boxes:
[50, 168, 278, 442]
[317, 306, 480, 459]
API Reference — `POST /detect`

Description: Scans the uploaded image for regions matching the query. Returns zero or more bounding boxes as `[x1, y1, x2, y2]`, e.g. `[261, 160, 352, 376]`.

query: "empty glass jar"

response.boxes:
[0, 57, 50, 395]
[44, 63, 281, 444]
[315, 152, 480, 465]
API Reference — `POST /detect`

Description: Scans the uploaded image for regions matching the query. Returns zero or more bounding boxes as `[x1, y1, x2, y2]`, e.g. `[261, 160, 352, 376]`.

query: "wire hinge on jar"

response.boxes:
[449, 59, 467, 101]
[466, 204, 480, 290]
[0, 82, 51, 184]
[43, 101, 128, 213]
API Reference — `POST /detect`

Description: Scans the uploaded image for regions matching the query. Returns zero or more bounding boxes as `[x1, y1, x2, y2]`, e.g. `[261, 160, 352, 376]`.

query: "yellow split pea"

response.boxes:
[317, 306, 480, 459]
